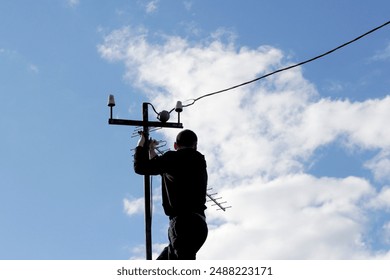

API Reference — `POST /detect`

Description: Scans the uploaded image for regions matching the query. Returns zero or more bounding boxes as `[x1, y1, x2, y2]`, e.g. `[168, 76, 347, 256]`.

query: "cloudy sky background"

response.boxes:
[1, 0, 390, 259]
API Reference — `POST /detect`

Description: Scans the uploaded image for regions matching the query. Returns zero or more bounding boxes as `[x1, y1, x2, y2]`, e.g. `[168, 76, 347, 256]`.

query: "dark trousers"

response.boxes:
[157, 213, 208, 260]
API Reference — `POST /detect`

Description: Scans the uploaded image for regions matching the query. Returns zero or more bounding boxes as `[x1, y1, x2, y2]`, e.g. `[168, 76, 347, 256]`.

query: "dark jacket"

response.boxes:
[134, 146, 208, 217]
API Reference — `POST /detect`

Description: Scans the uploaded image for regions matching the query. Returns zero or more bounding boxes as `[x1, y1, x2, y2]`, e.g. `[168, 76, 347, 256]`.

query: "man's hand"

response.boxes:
[149, 139, 159, 150]
[149, 139, 158, 159]
[137, 132, 146, 147]
[137, 133, 158, 158]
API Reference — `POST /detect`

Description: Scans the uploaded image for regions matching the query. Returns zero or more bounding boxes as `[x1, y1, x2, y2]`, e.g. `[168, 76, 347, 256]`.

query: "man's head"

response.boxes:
[174, 129, 198, 150]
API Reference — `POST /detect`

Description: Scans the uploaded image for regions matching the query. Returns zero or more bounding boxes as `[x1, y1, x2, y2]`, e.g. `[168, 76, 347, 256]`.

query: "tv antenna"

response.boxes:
[206, 188, 231, 212]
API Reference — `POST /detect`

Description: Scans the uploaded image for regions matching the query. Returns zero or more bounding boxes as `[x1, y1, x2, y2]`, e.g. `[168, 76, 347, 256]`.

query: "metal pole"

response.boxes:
[107, 95, 183, 260]
[142, 103, 152, 260]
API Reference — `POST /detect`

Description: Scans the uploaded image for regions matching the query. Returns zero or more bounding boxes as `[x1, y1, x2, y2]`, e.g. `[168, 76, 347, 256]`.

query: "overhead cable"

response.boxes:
[181, 20, 390, 108]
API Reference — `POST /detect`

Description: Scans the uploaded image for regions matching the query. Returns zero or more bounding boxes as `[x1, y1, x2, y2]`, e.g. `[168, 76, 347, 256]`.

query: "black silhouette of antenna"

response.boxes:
[206, 188, 231, 212]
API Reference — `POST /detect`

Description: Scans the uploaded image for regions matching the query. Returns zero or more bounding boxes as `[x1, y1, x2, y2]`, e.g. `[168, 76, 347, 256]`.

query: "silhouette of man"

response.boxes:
[134, 129, 208, 260]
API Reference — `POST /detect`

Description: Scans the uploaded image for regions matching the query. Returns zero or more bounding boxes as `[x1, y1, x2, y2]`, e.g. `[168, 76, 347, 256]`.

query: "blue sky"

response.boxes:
[1, 0, 390, 260]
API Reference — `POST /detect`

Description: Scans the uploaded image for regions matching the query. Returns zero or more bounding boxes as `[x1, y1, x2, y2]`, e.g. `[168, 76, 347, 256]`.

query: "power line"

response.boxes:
[181, 20, 390, 108]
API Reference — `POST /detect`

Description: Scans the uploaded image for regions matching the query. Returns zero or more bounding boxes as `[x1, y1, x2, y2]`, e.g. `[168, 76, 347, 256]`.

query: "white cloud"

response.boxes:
[123, 188, 163, 217]
[323, 80, 345, 93]
[383, 222, 390, 245]
[365, 151, 390, 182]
[99, 26, 390, 259]
[201, 175, 374, 259]
[1, 49, 40, 74]
[180, 21, 202, 37]
[372, 43, 390, 61]
[367, 187, 390, 211]
[28, 64, 39, 74]
[123, 197, 144, 216]
[146, 0, 159, 14]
